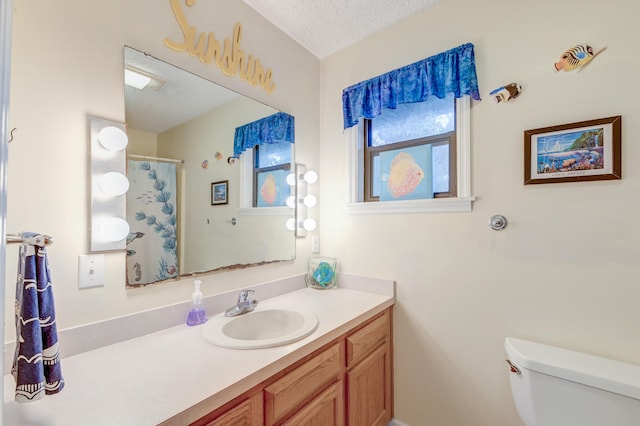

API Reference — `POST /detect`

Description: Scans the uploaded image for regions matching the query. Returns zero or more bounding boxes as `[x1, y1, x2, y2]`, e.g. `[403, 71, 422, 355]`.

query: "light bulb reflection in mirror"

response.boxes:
[285, 218, 296, 231]
[286, 196, 296, 209]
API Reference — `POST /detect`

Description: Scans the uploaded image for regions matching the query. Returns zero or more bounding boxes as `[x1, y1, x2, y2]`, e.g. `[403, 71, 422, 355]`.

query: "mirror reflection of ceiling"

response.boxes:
[123, 47, 295, 287]
[124, 48, 240, 133]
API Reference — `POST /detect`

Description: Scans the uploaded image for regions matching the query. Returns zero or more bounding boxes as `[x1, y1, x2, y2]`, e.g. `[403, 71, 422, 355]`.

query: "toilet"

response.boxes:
[505, 337, 640, 426]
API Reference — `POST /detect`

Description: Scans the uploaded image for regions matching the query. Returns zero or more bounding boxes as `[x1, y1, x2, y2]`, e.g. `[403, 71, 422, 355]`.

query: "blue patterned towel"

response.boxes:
[12, 233, 64, 402]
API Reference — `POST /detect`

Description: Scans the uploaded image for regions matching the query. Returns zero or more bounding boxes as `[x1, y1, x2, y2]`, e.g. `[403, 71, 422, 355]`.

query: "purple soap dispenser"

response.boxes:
[186, 280, 207, 326]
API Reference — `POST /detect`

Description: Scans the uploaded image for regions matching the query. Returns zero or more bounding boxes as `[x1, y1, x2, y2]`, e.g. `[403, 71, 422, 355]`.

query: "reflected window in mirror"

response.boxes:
[254, 142, 293, 207]
[123, 46, 296, 287]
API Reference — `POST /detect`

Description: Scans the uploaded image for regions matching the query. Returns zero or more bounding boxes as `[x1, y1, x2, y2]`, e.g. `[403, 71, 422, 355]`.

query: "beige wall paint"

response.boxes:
[319, 0, 640, 424]
[5, 0, 318, 339]
[6, 0, 640, 424]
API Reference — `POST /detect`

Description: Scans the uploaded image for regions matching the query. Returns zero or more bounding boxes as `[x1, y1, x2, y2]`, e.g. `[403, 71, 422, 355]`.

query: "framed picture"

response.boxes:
[524, 116, 621, 185]
[211, 180, 228, 205]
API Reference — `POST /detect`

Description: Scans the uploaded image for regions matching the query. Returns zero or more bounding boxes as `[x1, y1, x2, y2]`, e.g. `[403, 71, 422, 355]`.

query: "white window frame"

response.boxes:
[346, 96, 475, 214]
[238, 146, 294, 217]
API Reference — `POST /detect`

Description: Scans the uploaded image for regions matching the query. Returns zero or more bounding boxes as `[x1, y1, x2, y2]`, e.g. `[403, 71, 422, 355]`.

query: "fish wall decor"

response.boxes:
[489, 83, 522, 103]
[554, 44, 606, 72]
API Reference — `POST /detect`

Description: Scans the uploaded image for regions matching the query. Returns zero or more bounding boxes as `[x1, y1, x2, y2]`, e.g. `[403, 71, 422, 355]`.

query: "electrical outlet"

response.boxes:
[311, 236, 320, 253]
[78, 254, 105, 289]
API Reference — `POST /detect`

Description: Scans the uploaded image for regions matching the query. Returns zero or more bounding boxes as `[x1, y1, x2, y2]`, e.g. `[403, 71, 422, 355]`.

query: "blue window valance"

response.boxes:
[233, 112, 295, 157]
[342, 43, 481, 129]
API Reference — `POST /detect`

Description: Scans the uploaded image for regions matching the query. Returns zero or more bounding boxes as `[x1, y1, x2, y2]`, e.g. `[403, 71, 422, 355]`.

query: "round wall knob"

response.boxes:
[489, 215, 508, 231]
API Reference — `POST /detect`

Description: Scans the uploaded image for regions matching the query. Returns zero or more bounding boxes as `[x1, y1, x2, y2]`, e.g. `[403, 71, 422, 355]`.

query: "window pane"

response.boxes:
[370, 94, 454, 147]
[372, 154, 380, 197]
[256, 142, 292, 167]
[432, 144, 449, 193]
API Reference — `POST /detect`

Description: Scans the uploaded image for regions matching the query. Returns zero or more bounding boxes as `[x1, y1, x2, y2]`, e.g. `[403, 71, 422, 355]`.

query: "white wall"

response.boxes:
[319, 0, 640, 424]
[4, 0, 318, 340]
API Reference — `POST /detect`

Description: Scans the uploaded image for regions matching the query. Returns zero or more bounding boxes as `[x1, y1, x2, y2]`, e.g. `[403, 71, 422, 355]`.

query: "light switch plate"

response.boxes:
[78, 254, 105, 289]
[311, 236, 320, 253]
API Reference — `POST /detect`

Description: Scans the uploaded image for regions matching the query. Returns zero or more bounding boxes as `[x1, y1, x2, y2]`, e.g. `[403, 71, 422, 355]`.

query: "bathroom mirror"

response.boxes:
[123, 46, 295, 287]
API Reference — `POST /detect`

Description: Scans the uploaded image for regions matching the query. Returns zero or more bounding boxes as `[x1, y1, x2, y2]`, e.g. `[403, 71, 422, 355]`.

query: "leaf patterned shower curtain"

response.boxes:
[126, 160, 178, 286]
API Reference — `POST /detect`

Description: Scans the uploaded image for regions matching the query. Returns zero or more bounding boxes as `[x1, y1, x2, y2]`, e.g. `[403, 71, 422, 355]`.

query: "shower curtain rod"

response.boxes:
[6, 233, 54, 247]
[127, 154, 184, 164]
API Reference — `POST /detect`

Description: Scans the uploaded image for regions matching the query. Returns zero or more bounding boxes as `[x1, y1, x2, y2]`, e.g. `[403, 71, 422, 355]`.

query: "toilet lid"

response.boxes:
[505, 337, 640, 400]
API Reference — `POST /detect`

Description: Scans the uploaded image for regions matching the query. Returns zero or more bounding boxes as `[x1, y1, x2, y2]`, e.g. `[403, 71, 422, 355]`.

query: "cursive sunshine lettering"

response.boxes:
[164, 0, 276, 94]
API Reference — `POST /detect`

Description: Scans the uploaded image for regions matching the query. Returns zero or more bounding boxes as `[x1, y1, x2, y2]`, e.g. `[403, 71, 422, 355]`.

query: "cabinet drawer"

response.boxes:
[346, 310, 389, 368]
[264, 343, 342, 425]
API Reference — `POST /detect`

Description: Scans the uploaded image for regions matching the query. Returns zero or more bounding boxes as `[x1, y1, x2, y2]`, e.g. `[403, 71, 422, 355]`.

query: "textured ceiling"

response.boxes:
[242, 0, 441, 59]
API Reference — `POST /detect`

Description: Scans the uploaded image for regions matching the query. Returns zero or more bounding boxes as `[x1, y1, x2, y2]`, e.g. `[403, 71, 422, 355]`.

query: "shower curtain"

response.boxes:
[126, 160, 178, 285]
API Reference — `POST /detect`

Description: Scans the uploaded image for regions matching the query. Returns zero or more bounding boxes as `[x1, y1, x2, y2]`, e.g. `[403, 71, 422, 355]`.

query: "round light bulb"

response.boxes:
[303, 218, 317, 231]
[304, 170, 318, 184]
[97, 126, 128, 151]
[285, 218, 296, 231]
[303, 194, 317, 207]
[286, 196, 296, 209]
[286, 173, 296, 186]
[98, 217, 130, 242]
[98, 172, 130, 196]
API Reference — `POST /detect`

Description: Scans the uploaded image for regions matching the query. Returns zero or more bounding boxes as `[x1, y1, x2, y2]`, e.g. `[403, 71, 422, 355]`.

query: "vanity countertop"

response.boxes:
[3, 281, 394, 425]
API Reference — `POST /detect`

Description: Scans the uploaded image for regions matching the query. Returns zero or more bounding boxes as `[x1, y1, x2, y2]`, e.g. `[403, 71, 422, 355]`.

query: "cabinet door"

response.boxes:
[282, 381, 344, 426]
[201, 393, 263, 426]
[347, 344, 391, 426]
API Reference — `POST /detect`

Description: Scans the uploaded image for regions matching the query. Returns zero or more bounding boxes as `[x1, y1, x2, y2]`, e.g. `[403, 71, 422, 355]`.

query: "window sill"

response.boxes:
[346, 197, 475, 215]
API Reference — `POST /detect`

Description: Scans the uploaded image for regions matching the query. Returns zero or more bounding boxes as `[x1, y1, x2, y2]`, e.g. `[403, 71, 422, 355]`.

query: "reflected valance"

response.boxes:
[342, 43, 481, 129]
[233, 112, 295, 157]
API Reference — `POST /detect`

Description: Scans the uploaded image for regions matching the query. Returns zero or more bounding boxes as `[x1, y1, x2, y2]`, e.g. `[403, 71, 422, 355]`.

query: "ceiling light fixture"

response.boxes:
[124, 67, 164, 90]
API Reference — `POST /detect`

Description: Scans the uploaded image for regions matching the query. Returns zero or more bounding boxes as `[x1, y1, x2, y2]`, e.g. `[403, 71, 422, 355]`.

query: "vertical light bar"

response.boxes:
[89, 116, 129, 251]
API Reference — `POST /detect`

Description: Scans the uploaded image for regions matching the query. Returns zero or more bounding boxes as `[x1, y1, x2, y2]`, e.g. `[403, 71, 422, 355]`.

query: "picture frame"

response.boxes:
[524, 116, 621, 185]
[211, 180, 228, 205]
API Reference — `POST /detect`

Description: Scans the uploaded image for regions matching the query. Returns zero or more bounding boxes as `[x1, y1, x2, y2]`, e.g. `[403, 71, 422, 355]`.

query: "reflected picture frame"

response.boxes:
[211, 180, 229, 205]
[524, 116, 621, 185]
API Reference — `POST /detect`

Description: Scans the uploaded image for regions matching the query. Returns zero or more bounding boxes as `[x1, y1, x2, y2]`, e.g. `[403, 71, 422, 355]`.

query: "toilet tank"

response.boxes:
[505, 337, 640, 426]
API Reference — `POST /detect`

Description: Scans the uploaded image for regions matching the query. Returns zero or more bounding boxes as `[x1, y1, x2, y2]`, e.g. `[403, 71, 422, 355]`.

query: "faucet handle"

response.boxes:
[238, 289, 255, 302]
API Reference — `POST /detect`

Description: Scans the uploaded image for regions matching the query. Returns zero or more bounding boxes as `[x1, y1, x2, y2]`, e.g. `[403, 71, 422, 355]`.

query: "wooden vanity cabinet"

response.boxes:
[192, 308, 392, 426]
[345, 309, 392, 425]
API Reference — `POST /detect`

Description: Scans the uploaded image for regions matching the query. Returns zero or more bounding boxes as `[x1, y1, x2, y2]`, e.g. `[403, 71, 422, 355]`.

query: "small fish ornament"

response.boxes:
[490, 83, 522, 103]
[554, 44, 606, 72]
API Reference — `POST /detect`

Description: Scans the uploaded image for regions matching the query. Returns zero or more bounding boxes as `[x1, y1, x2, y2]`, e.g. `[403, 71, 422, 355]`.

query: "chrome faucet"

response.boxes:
[225, 289, 258, 317]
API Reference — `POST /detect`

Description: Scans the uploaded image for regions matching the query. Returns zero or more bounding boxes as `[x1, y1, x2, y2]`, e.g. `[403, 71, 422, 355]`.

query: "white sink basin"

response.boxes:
[202, 308, 319, 349]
